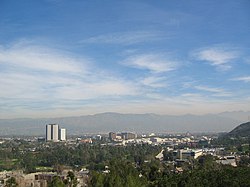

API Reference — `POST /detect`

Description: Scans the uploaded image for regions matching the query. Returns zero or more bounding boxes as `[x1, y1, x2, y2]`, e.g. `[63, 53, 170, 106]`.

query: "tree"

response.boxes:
[48, 176, 65, 187]
[89, 171, 105, 187]
[66, 171, 78, 187]
[5, 177, 18, 187]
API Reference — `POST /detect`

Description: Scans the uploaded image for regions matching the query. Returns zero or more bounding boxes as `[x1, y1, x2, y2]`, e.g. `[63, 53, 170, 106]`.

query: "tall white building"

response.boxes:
[46, 124, 63, 142]
[46, 124, 52, 141]
[52, 124, 59, 141]
[59, 128, 66, 141]
[46, 124, 66, 142]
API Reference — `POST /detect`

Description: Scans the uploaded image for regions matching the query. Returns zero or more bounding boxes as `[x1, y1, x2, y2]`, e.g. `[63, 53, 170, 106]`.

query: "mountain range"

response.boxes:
[0, 111, 249, 136]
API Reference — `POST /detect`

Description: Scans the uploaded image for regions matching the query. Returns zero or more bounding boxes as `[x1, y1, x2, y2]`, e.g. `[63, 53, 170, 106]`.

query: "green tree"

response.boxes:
[66, 171, 78, 187]
[5, 177, 18, 187]
[48, 176, 65, 187]
[89, 171, 105, 187]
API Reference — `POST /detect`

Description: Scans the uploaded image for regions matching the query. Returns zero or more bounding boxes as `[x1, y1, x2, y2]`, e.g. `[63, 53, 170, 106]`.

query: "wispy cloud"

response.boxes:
[0, 42, 141, 104]
[81, 31, 167, 45]
[194, 86, 224, 93]
[194, 85, 231, 97]
[56, 80, 139, 100]
[0, 44, 87, 73]
[140, 76, 167, 88]
[232, 76, 250, 83]
[180, 93, 203, 99]
[121, 54, 179, 73]
[192, 46, 239, 71]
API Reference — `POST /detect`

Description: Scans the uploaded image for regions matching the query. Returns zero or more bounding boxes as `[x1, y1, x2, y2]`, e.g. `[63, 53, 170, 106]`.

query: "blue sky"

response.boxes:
[0, 0, 250, 118]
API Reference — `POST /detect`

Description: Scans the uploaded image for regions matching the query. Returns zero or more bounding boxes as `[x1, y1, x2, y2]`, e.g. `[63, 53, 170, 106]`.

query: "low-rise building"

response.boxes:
[121, 132, 137, 140]
[173, 149, 203, 160]
[216, 156, 237, 167]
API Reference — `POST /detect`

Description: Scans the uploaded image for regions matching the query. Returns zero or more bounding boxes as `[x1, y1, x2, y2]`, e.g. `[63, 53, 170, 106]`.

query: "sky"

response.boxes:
[0, 0, 250, 119]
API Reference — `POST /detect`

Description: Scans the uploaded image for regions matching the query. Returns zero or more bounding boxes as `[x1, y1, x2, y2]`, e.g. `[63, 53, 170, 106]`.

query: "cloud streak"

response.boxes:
[194, 85, 232, 97]
[0, 44, 87, 73]
[0, 42, 141, 105]
[121, 54, 179, 73]
[194, 86, 224, 93]
[193, 47, 239, 71]
[232, 76, 250, 83]
[140, 76, 167, 88]
[81, 31, 167, 45]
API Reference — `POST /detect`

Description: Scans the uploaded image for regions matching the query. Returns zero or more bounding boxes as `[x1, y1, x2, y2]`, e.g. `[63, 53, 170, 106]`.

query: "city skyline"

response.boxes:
[0, 1, 250, 119]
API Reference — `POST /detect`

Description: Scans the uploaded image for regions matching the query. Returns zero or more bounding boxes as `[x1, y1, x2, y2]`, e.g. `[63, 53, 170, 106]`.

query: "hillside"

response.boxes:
[228, 121, 250, 137]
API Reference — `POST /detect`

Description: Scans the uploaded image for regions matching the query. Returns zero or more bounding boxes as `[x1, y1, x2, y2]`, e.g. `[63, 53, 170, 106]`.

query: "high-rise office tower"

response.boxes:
[46, 124, 52, 141]
[46, 124, 59, 142]
[52, 124, 59, 141]
[59, 128, 66, 141]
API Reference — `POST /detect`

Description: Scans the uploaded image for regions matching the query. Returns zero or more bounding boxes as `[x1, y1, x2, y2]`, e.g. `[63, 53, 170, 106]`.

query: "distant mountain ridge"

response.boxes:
[218, 111, 250, 122]
[0, 111, 249, 136]
[228, 121, 250, 137]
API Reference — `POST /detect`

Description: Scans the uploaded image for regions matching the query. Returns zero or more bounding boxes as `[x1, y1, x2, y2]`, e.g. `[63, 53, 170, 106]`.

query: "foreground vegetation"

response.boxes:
[0, 138, 250, 186]
[89, 158, 250, 187]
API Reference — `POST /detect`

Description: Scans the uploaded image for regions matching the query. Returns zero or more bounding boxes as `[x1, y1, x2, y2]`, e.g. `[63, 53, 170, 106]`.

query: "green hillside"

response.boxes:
[228, 121, 250, 137]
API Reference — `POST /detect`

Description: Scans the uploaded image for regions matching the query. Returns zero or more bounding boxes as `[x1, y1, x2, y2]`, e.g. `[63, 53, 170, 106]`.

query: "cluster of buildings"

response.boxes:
[43, 127, 237, 167]
[108, 132, 137, 141]
[107, 133, 211, 147]
[106, 132, 237, 167]
[45, 124, 66, 142]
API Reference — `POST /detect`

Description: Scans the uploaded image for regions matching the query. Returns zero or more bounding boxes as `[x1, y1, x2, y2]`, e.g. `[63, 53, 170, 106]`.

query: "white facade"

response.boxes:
[52, 124, 59, 142]
[46, 124, 52, 141]
[46, 124, 62, 142]
[60, 128, 66, 141]
[174, 149, 203, 160]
